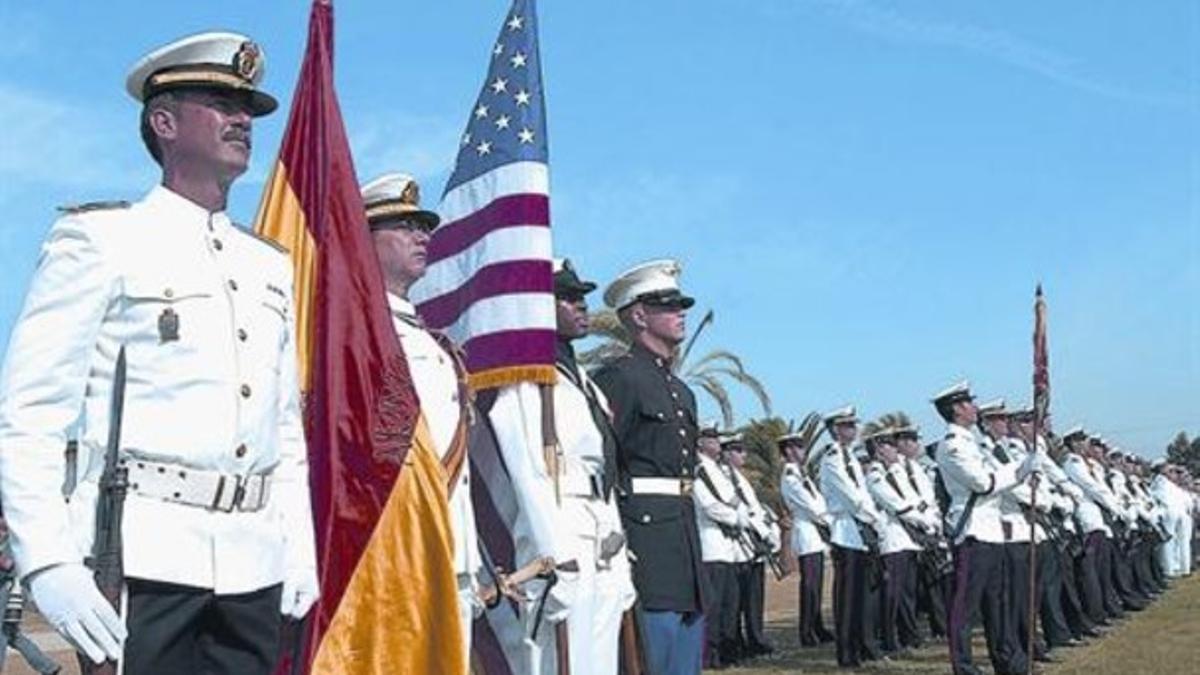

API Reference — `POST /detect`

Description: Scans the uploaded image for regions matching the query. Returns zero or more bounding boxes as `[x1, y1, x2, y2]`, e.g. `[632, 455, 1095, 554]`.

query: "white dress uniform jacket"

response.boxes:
[1063, 454, 1119, 536]
[984, 436, 1047, 544]
[901, 457, 943, 533]
[865, 461, 923, 555]
[725, 463, 781, 563]
[935, 424, 1024, 545]
[487, 361, 636, 675]
[694, 454, 745, 563]
[817, 442, 880, 551]
[781, 462, 830, 557]
[388, 293, 481, 661]
[0, 187, 316, 594]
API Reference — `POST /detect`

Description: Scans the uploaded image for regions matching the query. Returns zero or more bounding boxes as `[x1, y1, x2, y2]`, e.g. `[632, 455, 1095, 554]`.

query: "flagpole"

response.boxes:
[1027, 284, 1048, 674]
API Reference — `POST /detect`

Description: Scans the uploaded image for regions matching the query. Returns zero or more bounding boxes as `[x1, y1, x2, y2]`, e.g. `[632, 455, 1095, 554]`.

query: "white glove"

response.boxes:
[735, 507, 752, 529]
[279, 568, 319, 619]
[27, 563, 126, 664]
[1017, 450, 1041, 481]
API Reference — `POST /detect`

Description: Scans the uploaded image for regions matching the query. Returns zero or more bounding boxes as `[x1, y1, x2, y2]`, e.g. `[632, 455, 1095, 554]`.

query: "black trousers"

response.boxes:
[735, 561, 769, 651]
[1097, 537, 1129, 616]
[1076, 531, 1109, 624]
[1004, 542, 1046, 658]
[703, 561, 740, 666]
[880, 551, 920, 651]
[947, 539, 1028, 675]
[831, 546, 870, 667]
[797, 551, 832, 645]
[1058, 546, 1094, 638]
[1037, 543, 1073, 648]
[917, 562, 950, 638]
[1109, 538, 1146, 607]
[124, 579, 282, 675]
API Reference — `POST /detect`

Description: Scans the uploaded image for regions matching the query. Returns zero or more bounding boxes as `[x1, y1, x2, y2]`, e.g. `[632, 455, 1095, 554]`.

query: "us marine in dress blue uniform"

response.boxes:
[592, 259, 707, 675]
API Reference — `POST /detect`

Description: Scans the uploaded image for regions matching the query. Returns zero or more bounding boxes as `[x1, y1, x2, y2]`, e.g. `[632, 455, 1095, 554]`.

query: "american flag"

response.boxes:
[412, 0, 555, 390]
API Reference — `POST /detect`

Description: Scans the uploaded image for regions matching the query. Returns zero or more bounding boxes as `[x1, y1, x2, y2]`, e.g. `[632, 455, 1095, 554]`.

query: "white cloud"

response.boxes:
[347, 113, 462, 191]
[786, 0, 1185, 107]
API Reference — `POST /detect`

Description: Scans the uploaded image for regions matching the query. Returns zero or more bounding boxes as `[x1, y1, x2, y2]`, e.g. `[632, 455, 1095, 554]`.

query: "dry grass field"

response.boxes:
[720, 571, 1199, 675]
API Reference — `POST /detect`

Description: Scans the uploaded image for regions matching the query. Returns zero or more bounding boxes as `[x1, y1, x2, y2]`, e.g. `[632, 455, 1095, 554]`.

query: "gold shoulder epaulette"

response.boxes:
[57, 200, 131, 214]
[238, 226, 289, 254]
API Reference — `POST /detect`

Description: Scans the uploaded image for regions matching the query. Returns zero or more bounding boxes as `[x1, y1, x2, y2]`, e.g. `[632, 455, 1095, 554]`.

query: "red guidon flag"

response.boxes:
[253, 1, 464, 672]
[1032, 284, 1050, 429]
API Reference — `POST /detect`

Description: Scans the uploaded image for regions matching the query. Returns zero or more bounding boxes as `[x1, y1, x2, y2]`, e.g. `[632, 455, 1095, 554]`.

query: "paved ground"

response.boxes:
[5, 571, 1197, 673]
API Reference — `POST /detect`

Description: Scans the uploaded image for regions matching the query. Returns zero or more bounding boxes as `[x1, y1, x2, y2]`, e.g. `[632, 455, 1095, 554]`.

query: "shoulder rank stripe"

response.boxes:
[57, 200, 131, 214]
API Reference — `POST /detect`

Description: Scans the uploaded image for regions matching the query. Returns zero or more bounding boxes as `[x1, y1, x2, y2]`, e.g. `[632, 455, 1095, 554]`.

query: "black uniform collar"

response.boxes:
[555, 338, 578, 372]
[630, 341, 674, 372]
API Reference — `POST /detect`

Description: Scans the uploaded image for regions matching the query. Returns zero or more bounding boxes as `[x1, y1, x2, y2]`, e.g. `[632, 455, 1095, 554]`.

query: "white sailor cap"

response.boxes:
[603, 259, 695, 311]
[719, 431, 745, 447]
[126, 31, 277, 116]
[931, 380, 973, 406]
[777, 431, 804, 445]
[1062, 425, 1087, 442]
[823, 405, 858, 426]
[893, 424, 920, 439]
[361, 173, 440, 232]
[976, 398, 1007, 418]
[698, 419, 721, 438]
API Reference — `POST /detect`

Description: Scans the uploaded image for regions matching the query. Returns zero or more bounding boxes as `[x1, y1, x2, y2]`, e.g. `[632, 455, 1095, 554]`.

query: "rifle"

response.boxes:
[81, 346, 129, 675]
[719, 461, 788, 580]
[896, 518, 952, 581]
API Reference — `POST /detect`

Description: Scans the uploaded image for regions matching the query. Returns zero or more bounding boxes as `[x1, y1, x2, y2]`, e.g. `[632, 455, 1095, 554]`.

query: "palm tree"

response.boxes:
[578, 308, 772, 428]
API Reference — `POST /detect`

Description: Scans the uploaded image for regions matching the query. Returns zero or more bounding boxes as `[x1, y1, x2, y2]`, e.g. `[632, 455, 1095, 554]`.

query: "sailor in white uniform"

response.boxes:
[486, 258, 636, 675]
[931, 382, 1039, 675]
[364, 172, 481, 670]
[0, 32, 317, 674]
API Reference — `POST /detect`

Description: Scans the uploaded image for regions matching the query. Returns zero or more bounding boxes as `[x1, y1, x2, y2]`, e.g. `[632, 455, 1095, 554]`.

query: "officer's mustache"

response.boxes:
[223, 127, 252, 149]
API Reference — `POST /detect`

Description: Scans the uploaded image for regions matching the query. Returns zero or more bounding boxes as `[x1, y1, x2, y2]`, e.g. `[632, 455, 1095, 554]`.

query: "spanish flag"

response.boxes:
[254, 1, 464, 673]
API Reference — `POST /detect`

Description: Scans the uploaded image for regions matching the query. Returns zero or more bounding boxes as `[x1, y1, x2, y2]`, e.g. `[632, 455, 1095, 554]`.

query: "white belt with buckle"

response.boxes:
[630, 477, 693, 497]
[561, 470, 604, 499]
[122, 458, 272, 513]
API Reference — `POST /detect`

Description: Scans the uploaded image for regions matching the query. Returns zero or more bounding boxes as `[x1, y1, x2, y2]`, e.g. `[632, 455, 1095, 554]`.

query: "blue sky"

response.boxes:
[0, 1, 1196, 455]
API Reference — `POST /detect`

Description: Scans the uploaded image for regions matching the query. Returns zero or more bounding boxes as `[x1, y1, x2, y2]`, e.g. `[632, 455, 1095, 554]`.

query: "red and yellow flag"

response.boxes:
[254, 2, 464, 672]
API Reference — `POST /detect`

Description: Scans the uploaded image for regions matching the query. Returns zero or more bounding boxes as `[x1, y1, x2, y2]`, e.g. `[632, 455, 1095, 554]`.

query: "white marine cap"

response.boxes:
[698, 419, 721, 438]
[603, 259, 695, 310]
[931, 380, 973, 405]
[126, 31, 277, 116]
[976, 398, 1007, 418]
[360, 173, 440, 232]
[823, 405, 858, 425]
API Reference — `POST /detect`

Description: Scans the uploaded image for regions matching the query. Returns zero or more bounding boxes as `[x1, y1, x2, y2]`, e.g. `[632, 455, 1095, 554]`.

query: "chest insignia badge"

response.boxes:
[158, 308, 180, 343]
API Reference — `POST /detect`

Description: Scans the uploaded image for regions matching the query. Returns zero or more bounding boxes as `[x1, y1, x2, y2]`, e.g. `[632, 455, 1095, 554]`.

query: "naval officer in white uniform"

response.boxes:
[0, 32, 317, 674]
